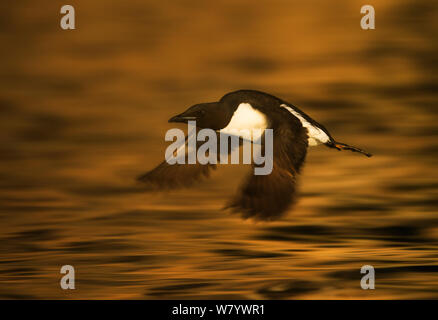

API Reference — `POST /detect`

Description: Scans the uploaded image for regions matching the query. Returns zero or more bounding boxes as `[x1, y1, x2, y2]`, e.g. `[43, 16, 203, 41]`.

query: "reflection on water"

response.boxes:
[0, 0, 437, 299]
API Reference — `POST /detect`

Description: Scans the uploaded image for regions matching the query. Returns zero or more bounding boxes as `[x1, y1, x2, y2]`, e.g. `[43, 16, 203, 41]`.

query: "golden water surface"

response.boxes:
[0, 0, 437, 299]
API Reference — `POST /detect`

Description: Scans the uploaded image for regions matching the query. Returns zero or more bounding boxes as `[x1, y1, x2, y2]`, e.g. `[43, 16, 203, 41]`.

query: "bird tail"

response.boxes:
[326, 141, 372, 157]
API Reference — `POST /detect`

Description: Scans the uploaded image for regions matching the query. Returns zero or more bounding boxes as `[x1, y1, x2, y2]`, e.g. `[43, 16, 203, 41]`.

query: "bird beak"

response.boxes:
[168, 114, 197, 123]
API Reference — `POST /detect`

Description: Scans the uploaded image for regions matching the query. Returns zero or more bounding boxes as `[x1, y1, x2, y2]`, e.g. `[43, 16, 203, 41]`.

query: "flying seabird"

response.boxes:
[138, 90, 372, 220]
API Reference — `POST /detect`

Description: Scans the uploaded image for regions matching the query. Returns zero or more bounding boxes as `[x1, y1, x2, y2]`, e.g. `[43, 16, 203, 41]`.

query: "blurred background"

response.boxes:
[0, 0, 437, 299]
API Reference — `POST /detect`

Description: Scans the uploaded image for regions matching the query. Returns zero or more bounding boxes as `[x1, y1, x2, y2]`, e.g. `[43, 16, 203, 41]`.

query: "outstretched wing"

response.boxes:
[137, 159, 216, 189]
[137, 133, 216, 189]
[137, 131, 241, 189]
[226, 116, 308, 220]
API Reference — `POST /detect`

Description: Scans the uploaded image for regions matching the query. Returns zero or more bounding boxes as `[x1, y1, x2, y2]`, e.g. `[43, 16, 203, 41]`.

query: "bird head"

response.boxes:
[169, 102, 232, 130]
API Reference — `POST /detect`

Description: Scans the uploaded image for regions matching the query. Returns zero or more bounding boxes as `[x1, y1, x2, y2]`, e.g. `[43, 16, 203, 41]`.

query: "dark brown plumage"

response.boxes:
[226, 113, 308, 220]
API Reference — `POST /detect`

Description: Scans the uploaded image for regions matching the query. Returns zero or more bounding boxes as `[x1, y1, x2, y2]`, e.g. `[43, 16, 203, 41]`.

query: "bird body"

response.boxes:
[139, 90, 372, 220]
[219, 102, 268, 142]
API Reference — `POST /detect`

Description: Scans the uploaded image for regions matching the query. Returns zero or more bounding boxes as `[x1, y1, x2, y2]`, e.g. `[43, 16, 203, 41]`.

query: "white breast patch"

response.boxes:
[280, 103, 329, 146]
[220, 103, 268, 142]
